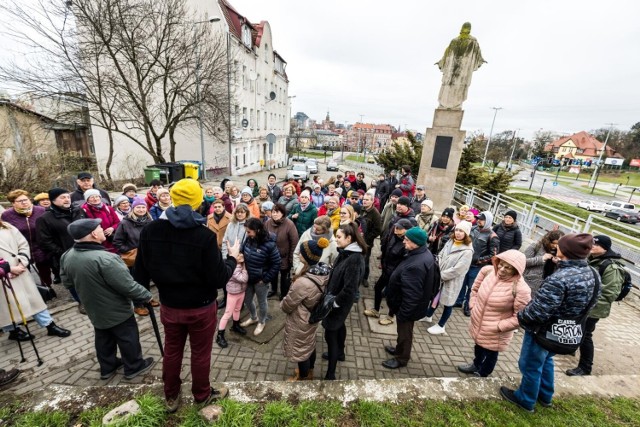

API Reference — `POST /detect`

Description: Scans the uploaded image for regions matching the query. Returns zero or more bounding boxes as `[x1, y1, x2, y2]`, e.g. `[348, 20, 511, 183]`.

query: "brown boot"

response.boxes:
[288, 368, 313, 381]
[134, 306, 149, 316]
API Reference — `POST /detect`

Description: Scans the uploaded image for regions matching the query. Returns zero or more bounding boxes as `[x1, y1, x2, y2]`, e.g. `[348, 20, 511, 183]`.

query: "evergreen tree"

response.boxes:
[375, 131, 422, 174]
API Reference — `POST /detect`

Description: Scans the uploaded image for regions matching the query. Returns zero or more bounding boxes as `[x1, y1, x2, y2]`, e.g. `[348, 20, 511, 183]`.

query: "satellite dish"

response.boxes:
[269, 91, 276, 100]
[249, 71, 257, 81]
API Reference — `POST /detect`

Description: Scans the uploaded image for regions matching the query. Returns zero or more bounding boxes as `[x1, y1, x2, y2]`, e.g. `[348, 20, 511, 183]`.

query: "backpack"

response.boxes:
[598, 259, 633, 302]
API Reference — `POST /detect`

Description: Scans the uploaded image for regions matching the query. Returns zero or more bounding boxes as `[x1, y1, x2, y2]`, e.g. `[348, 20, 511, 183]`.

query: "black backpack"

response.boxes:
[598, 259, 633, 302]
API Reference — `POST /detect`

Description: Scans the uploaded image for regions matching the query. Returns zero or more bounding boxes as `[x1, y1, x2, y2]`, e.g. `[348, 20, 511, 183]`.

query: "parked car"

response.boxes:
[604, 209, 640, 224]
[286, 163, 309, 181]
[603, 201, 638, 213]
[305, 159, 319, 174]
[291, 156, 307, 163]
[326, 160, 339, 171]
[576, 200, 605, 212]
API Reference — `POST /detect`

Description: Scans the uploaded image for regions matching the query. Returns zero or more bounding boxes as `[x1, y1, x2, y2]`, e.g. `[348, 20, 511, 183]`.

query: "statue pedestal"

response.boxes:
[416, 108, 467, 214]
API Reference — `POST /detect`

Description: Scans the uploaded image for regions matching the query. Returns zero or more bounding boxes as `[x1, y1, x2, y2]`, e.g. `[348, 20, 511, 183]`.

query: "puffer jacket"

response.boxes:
[518, 259, 599, 330]
[82, 203, 121, 253]
[288, 203, 318, 237]
[1, 206, 49, 263]
[469, 250, 532, 352]
[112, 215, 152, 253]
[242, 233, 281, 285]
[493, 222, 522, 253]
[386, 245, 437, 322]
[437, 239, 474, 306]
[281, 271, 329, 362]
[265, 218, 299, 270]
[226, 263, 248, 294]
[588, 251, 625, 319]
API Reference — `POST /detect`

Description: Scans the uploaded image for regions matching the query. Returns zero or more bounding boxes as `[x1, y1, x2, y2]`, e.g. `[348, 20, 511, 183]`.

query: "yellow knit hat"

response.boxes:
[170, 178, 203, 210]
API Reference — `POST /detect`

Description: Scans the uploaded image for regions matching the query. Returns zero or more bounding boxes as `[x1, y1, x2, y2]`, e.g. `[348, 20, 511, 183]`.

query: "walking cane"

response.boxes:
[146, 302, 164, 357]
[1, 271, 44, 366]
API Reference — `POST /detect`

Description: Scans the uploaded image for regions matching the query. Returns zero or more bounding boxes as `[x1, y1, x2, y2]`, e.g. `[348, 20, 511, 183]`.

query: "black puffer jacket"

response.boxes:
[113, 215, 152, 253]
[36, 205, 85, 258]
[322, 246, 365, 331]
[386, 245, 437, 322]
[242, 233, 281, 285]
[493, 222, 522, 253]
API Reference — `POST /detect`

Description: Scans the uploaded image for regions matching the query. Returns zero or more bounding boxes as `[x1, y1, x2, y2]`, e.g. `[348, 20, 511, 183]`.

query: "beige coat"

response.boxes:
[0, 224, 47, 328]
[280, 272, 328, 362]
[207, 212, 232, 250]
[291, 229, 338, 275]
[468, 250, 531, 352]
[437, 239, 474, 306]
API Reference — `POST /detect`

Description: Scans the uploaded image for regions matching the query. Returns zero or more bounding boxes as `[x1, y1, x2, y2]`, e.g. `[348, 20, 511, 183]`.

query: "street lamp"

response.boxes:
[481, 107, 502, 168]
[193, 17, 221, 179]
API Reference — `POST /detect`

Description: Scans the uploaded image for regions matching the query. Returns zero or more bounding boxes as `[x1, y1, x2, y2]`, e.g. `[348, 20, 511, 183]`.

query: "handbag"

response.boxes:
[308, 292, 336, 325]
[120, 248, 138, 267]
[532, 268, 600, 355]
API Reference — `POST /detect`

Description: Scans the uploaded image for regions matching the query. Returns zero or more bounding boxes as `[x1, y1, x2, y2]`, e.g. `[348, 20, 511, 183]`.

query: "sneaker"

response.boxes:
[197, 386, 229, 405]
[240, 317, 258, 328]
[124, 357, 155, 380]
[134, 306, 149, 316]
[418, 316, 433, 322]
[457, 363, 479, 374]
[565, 366, 589, 376]
[253, 323, 265, 336]
[500, 386, 534, 413]
[363, 308, 380, 318]
[378, 315, 394, 326]
[537, 397, 553, 408]
[165, 392, 181, 413]
[427, 324, 446, 335]
[100, 359, 124, 380]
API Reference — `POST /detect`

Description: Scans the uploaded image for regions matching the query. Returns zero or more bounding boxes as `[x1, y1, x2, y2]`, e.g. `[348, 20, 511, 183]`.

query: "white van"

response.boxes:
[603, 201, 638, 213]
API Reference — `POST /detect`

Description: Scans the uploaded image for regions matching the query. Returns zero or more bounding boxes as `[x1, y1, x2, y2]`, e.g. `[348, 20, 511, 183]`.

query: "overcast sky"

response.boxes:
[2, 0, 638, 140]
[231, 0, 639, 139]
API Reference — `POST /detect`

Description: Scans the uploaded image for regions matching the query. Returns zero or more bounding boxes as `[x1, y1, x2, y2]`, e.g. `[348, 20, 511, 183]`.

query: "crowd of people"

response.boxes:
[0, 166, 626, 415]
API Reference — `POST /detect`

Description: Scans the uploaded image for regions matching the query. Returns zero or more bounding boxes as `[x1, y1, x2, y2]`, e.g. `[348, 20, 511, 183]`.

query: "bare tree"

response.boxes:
[0, 0, 230, 181]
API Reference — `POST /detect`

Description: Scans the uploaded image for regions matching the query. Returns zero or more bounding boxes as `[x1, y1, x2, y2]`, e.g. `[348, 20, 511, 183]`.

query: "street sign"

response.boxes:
[266, 133, 276, 144]
[553, 181, 558, 186]
[241, 118, 249, 128]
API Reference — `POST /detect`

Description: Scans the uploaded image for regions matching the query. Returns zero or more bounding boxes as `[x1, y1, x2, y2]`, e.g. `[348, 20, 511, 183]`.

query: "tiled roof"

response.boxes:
[544, 131, 621, 158]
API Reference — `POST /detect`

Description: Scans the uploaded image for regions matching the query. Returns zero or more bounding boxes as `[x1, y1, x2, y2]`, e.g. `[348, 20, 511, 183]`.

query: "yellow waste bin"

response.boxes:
[183, 162, 199, 180]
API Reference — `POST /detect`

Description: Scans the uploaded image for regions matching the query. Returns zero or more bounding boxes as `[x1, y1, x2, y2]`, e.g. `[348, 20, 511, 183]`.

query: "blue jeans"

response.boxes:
[425, 305, 453, 327]
[2, 309, 53, 330]
[244, 281, 269, 323]
[455, 265, 481, 308]
[514, 331, 555, 409]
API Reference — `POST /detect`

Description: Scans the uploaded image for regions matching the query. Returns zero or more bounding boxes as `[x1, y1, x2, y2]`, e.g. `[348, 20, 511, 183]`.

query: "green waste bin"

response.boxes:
[144, 167, 161, 185]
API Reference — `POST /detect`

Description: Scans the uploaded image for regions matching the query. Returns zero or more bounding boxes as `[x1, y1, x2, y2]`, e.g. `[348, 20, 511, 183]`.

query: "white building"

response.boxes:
[88, 0, 290, 179]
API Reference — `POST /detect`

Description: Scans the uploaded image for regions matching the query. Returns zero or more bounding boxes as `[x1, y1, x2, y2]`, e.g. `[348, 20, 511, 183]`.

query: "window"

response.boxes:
[264, 43, 269, 63]
[264, 111, 267, 130]
[242, 107, 247, 127]
[242, 65, 247, 89]
[257, 109, 261, 130]
[233, 61, 239, 86]
[250, 108, 254, 129]
[242, 25, 252, 48]
[256, 73, 261, 94]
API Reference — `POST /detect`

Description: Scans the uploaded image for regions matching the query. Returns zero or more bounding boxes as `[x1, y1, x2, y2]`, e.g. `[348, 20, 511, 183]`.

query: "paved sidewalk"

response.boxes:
[2, 237, 640, 397]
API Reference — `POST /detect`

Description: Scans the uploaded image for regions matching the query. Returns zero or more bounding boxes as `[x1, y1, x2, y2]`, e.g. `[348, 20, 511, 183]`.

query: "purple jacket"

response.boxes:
[1, 206, 50, 263]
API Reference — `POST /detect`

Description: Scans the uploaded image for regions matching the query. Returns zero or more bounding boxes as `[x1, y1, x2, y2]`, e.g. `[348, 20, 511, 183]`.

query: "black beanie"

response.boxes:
[504, 210, 518, 221]
[397, 196, 411, 207]
[390, 189, 403, 197]
[48, 188, 69, 202]
[442, 208, 455, 219]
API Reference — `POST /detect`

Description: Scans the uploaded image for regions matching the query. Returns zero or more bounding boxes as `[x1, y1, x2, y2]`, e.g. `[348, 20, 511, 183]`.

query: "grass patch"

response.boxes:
[7, 394, 640, 427]
[552, 170, 640, 186]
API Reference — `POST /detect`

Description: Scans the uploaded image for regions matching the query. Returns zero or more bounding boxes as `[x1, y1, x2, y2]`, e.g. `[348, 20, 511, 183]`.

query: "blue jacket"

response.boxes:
[242, 233, 281, 285]
[518, 259, 599, 330]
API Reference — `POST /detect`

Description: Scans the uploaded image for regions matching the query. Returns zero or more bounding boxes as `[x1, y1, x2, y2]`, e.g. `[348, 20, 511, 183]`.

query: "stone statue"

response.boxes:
[436, 22, 486, 110]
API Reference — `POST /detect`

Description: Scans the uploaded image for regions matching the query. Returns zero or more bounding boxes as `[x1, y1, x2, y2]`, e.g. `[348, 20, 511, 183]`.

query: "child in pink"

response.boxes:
[216, 254, 248, 348]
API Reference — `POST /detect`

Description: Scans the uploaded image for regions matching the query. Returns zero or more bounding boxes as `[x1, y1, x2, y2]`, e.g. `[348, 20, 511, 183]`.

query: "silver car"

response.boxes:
[286, 163, 308, 181]
[305, 160, 318, 174]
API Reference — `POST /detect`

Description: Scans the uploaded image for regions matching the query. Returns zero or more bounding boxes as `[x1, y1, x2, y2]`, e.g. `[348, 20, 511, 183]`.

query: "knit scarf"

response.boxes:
[310, 229, 332, 242]
[299, 201, 310, 211]
[158, 200, 171, 210]
[204, 195, 215, 203]
[16, 207, 33, 216]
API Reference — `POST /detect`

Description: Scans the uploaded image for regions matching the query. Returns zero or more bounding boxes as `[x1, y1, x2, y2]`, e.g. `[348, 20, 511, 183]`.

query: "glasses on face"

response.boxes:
[236, 211, 247, 216]
[14, 198, 30, 204]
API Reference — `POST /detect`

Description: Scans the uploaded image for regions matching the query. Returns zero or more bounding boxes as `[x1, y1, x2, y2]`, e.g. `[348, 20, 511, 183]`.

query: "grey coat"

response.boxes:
[523, 243, 548, 296]
[437, 239, 474, 306]
[280, 272, 328, 362]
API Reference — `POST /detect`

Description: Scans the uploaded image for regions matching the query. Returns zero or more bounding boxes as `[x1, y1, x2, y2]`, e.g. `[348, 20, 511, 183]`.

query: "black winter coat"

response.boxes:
[322, 247, 365, 331]
[381, 234, 406, 275]
[242, 233, 281, 285]
[113, 216, 152, 253]
[385, 245, 437, 322]
[493, 223, 522, 253]
[36, 205, 85, 258]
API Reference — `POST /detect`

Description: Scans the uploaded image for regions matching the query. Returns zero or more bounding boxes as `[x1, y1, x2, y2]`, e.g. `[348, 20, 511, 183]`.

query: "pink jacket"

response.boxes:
[226, 263, 248, 294]
[82, 203, 121, 253]
[468, 249, 531, 352]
